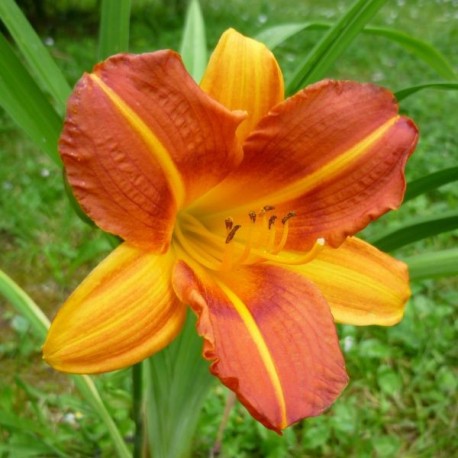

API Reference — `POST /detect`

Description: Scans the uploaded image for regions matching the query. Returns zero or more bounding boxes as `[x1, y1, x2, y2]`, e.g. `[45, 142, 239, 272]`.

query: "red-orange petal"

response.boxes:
[194, 80, 418, 250]
[43, 243, 186, 374]
[200, 29, 284, 144]
[292, 237, 411, 326]
[172, 261, 348, 432]
[60, 51, 244, 251]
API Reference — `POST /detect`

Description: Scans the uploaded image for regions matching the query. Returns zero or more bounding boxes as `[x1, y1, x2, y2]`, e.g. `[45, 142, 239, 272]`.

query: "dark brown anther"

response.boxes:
[225, 217, 234, 232]
[248, 211, 257, 223]
[225, 225, 241, 243]
[268, 215, 277, 230]
[281, 211, 297, 225]
[259, 205, 275, 217]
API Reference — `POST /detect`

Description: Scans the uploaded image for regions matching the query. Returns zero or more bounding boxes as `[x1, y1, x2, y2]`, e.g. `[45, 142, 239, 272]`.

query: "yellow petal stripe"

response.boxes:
[200, 28, 284, 144]
[234, 115, 400, 213]
[294, 237, 410, 326]
[214, 278, 288, 428]
[43, 243, 185, 373]
[90, 74, 185, 208]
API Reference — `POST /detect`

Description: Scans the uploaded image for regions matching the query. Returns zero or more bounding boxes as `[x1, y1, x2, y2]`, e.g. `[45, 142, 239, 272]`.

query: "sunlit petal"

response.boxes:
[43, 243, 186, 374]
[195, 80, 418, 250]
[172, 261, 348, 432]
[201, 28, 284, 144]
[61, 51, 244, 250]
[292, 238, 410, 325]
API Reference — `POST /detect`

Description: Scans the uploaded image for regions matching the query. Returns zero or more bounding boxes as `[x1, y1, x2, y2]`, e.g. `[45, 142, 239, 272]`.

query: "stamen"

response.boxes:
[268, 215, 277, 230]
[259, 205, 275, 217]
[274, 211, 297, 254]
[249, 237, 326, 265]
[225, 217, 234, 232]
[225, 224, 241, 244]
[281, 211, 296, 225]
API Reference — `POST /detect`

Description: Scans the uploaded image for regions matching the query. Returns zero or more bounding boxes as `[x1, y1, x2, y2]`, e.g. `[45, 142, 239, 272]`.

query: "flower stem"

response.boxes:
[132, 362, 144, 458]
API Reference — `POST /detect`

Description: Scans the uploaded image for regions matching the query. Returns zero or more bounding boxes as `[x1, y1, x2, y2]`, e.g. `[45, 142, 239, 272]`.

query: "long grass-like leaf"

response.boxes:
[404, 249, 458, 281]
[0, 0, 71, 111]
[257, 22, 456, 81]
[0, 270, 131, 458]
[371, 212, 458, 251]
[405, 167, 458, 202]
[180, 0, 207, 82]
[98, 0, 132, 60]
[146, 312, 214, 458]
[0, 33, 61, 165]
[396, 82, 458, 101]
[0, 269, 49, 340]
[286, 0, 387, 94]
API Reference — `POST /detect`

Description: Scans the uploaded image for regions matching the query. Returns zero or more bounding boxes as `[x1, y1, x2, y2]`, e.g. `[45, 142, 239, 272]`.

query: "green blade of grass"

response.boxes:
[404, 248, 458, 281]
[180, 0, 207, 82]
[370, 212, 458, 252]
[0, 0, 71, 111]
[286, 0, 387, 94]
[0, 269, 131, 458]
[258, 22, 456, 81]
[0, 269, 49, 340]
[404, 167, 458, 202]
[396, 82, 458, 101]
[98, 0, 132, 60]
[0, 33, 62, 165]
[365, 25, 456, 80]
[146, 311, 214, 458]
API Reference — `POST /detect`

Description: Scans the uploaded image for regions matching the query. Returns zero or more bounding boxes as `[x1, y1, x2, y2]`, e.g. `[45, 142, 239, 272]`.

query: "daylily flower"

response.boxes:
[43, 29, 418, 432]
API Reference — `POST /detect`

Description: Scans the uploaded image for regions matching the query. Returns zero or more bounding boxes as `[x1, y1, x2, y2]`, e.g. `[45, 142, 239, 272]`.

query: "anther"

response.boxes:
[248, 211, 257, 223]
[281, 211, 297, 225]
[259, 205, 275, 217]
[268, 215, 277, 230]
[225, 224, 241, 243]
[225, 217, 234, 232]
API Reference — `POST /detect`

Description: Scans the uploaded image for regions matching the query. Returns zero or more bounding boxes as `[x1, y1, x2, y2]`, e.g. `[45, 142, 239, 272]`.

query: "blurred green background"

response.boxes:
[1, 0, 457, 456]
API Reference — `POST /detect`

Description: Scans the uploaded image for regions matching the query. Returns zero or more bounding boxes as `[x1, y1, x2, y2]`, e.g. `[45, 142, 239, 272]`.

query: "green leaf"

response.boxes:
[365, 26, 456, 81]
[258, 22, 456, 82]
[404, 249, 458, 281]
[145, 311, 214, 458]
[0, 0, 71, 111]
[370, 212, 458, 251]
[98, 0, 132, 60]
[0, 33, 62, 165]
[396, 82, 458, 101]
[180, 0, 207, 82]
[0, 269, 131, 458]
[0, 269, 49, 340]
[404, 167, 458, 202]
[286, 0, 387, 94]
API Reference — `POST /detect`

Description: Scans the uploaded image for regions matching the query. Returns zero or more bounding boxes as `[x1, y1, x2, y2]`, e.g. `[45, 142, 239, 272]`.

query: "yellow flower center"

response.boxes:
[173, 206, 325, 272]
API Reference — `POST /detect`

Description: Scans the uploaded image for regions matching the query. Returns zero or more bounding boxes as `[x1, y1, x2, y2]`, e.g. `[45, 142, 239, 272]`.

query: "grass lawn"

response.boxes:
[0, 0, 457, 456]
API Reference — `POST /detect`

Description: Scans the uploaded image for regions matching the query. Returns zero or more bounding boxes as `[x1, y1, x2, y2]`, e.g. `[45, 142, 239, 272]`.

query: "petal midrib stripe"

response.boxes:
[90, 74, 185, 208]
[231, 115, 401, 214]
[215, 279, 288, 428]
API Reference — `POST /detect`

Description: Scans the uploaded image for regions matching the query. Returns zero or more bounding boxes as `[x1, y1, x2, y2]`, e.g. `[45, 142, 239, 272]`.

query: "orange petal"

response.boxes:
[172, 261, 348, 432]
[293, 237, 410, 326]
[60, 51, 244, 250]
[43, 243, 186, 374]
[200, 29, 284, 144]
[195, 80, 418, 250]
